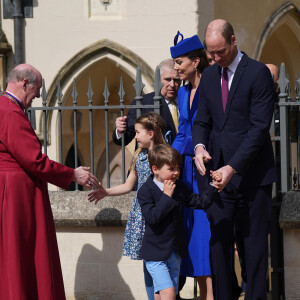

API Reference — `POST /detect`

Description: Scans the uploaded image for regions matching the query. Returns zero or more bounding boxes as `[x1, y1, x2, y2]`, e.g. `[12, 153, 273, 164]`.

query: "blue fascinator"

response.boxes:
[170, 31, 204, 58]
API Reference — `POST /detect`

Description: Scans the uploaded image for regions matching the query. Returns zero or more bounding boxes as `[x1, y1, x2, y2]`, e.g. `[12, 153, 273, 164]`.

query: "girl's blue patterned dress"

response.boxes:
[122, 149, 151, 260]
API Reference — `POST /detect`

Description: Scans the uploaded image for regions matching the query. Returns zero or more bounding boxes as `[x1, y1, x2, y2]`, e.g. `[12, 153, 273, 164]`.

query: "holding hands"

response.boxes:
[88, 182, 108, 204]
[210, 170, 222, 185]
[194, 145, 235, 191]
[211, 165, 235, 191]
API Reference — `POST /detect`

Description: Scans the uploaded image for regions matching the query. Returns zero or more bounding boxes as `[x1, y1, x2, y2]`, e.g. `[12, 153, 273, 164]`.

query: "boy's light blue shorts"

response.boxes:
[145, 251, 181, 294]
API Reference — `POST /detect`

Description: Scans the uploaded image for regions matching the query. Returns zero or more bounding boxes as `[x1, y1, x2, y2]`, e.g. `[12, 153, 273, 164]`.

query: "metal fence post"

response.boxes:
[296, 76, 300, 188]
[57, 77, 63, 164]
[133, 67, 145, 118]
[278, 63, 290, 194]
[41, 79, 48, 155]
[87, 78, 95, 175]
[103, 78, 111, 188]
[152, 66, 163, 115]
[118, 76, 126, 183]
[72, 79, 79, 191]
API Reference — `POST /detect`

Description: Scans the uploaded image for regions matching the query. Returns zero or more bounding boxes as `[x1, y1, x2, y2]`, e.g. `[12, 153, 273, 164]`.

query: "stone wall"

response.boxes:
[279, 190, 300, 300]
[51, 190, 145, 299]
[51, 191, 196, 300]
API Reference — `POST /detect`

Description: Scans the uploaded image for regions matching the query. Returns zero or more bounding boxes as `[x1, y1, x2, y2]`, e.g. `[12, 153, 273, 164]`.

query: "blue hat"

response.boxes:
[170, 31, 204, 58]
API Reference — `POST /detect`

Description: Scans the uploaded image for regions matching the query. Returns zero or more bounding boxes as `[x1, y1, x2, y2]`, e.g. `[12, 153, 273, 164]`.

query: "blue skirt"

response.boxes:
[180, 207, 211, 276]
[180, 158, 211, 277]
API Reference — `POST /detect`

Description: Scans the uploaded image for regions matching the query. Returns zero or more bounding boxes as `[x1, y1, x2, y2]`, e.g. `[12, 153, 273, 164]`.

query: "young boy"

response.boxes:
[138, 144, 221, 300]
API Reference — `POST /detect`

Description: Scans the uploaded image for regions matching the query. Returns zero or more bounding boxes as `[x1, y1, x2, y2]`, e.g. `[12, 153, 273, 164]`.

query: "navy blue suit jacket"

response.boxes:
[192, 53, 277, 189]
[112, 92, 177, 146]
[138, 176, 217, 261]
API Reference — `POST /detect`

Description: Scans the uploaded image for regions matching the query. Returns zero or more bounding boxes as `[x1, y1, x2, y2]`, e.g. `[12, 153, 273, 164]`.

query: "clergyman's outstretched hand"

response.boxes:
[73, 166, 98, 189]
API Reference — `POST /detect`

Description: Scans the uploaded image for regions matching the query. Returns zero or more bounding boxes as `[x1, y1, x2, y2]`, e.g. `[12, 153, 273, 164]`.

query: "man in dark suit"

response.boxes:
[112, 59, 180, 146]
[192, 19, 277, 300]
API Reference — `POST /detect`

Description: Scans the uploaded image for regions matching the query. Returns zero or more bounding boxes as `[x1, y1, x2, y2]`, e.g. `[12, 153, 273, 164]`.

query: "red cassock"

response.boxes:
[0, 95, 74, 300]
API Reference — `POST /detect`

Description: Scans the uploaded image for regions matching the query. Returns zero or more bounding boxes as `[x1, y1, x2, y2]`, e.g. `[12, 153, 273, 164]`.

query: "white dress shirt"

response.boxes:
[221, 49, 243, 89]
[195, 49, 243, 152]
[153, 178, 164, 191]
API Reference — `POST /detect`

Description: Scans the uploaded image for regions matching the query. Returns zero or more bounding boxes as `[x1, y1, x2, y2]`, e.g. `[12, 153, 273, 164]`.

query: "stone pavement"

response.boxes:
[178, 291, 273, 300]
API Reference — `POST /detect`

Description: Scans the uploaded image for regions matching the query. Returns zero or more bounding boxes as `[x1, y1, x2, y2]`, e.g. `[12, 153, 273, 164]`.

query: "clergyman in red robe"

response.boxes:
[0, 64, 98, 300]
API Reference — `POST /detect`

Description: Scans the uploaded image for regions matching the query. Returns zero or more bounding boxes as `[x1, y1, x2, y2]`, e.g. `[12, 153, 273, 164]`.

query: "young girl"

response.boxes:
[88, 111, 166, 300]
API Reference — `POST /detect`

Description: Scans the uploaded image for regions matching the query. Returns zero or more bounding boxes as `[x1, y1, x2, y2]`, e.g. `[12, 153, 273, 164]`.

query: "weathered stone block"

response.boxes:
[279, 190, 300, 229]
[50, 191, 135, 227]
[279, 191, 300, 299]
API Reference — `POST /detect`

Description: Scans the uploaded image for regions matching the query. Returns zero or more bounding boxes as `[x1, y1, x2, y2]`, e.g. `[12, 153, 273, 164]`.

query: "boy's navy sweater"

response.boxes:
[138, 175, 217, 261]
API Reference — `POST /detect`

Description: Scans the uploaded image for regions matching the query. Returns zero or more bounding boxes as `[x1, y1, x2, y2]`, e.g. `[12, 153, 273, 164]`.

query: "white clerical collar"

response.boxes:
[6, 90, 21, 102]
[153, 178, 164, 191]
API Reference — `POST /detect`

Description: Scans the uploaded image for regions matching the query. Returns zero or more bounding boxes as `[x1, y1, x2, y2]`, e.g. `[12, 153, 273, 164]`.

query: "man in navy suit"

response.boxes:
[113, 59, 180, 146]
[192, 19, 277, 300]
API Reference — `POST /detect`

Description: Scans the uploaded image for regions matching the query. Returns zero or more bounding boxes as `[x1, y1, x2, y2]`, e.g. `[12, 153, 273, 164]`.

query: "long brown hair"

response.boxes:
[131, 112, 166, 173]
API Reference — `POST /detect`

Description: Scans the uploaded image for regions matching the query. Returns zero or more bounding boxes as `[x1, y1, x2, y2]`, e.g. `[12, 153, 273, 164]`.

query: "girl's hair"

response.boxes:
[135, 111, 166, 145]
[186, 48, 209, 73]
[131, 111, 166, 173]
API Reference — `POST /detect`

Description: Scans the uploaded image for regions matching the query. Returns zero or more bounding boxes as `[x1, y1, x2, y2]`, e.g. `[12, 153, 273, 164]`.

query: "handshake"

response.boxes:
[72, 166, 99, 190]
[73, 166, 108, 204]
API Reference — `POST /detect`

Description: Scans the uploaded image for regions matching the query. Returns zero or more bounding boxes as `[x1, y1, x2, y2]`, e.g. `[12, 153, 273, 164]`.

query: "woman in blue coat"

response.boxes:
[170, 32, 212, 300]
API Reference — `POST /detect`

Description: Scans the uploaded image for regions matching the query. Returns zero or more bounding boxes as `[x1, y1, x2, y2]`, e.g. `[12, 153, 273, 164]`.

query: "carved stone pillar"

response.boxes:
[0, 28, 12, 90]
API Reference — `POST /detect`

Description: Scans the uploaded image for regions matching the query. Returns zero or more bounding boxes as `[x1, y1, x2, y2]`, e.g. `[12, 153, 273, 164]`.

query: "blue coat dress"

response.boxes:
[172, 83, 211, 276]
